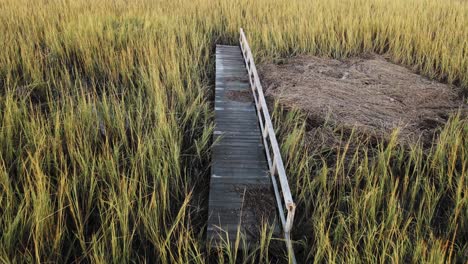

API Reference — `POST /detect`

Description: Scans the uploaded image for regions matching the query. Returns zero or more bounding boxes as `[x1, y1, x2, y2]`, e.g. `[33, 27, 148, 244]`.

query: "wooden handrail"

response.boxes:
[239, 28, 296, 263]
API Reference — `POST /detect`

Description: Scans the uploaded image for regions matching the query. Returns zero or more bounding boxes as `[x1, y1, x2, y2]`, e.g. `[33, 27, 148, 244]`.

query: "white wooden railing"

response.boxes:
[239, 28, 297, 263]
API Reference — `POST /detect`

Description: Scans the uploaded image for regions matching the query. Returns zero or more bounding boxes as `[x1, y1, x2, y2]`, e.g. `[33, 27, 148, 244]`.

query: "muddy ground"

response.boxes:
[258, 54, 466, 145]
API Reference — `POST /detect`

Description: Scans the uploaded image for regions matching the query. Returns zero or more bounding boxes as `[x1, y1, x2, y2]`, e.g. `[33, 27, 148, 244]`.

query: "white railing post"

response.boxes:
[239, 28, 297, 264]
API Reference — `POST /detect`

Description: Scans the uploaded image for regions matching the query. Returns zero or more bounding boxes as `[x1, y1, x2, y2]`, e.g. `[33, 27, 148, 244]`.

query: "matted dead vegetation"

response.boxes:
[259, 54, 466, 145]
[226, 90, 253, 102]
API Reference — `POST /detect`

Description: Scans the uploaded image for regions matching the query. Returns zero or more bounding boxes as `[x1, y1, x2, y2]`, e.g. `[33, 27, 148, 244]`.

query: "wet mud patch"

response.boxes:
[233, 184, 278, 238]
[221, 76, 250, 82]
[226, 90, 253, 103]
[259, 54, 467, 145]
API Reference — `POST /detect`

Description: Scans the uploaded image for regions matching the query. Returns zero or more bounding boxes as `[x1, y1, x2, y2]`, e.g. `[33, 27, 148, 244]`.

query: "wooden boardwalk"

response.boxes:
[206, 45, 276, 245]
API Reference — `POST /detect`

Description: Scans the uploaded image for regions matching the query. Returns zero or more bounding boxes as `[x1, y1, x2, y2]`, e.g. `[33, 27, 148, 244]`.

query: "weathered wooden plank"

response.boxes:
[210, 177, 270, 185]
[207, 45, 277, 247]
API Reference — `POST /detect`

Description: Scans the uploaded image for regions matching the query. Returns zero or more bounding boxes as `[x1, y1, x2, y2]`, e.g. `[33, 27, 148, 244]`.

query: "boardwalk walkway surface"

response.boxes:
[206, 45, 276, 245]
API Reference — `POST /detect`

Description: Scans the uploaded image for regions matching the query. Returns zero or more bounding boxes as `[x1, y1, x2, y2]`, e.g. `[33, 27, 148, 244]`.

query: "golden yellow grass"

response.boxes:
[0, 0, 466, 262]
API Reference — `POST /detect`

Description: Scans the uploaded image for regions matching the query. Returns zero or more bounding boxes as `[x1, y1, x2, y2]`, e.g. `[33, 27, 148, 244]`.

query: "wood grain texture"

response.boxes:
[207, 45, 277, 246]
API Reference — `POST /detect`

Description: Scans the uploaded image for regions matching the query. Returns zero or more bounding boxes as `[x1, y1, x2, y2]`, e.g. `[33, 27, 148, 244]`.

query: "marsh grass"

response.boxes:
[272, 105, 467, 263]
[0, 0, 466, 262]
